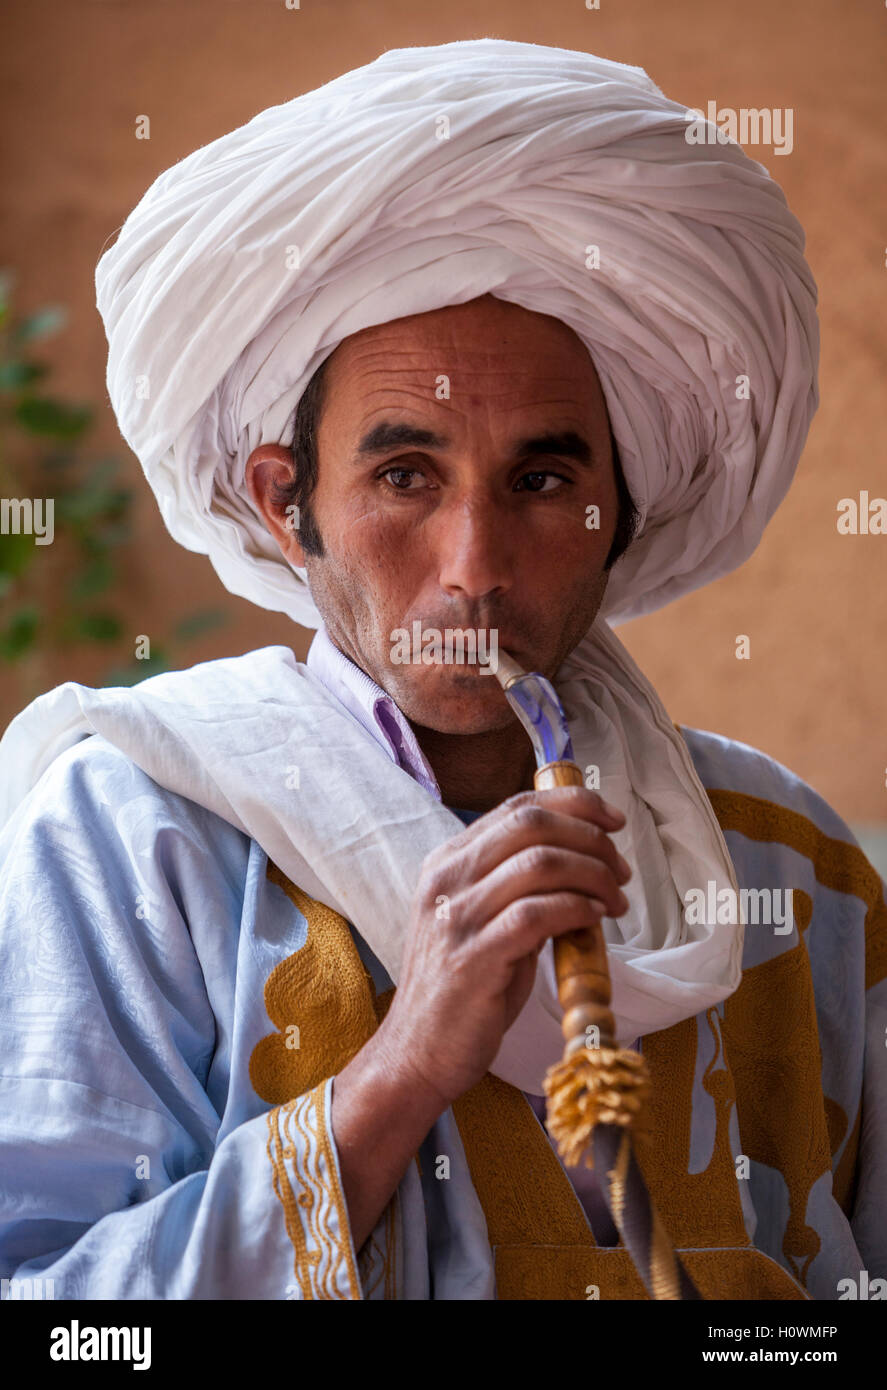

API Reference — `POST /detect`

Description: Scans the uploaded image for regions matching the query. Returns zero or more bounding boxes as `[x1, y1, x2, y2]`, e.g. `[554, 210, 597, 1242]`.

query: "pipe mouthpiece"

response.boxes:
[491, 649, 526, 691]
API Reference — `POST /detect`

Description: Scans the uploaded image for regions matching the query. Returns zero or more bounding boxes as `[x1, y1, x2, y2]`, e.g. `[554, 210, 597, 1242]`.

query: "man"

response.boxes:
[0, 38, 884, 1302]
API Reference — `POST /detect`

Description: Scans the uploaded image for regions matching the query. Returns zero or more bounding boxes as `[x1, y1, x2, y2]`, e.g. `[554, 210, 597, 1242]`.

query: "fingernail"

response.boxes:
[616, 853, 631, 879]
[602, 799, 625, 823]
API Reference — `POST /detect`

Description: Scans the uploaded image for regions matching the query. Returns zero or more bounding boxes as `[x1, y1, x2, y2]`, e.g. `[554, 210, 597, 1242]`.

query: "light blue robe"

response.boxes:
[0, 723, 884, 1299]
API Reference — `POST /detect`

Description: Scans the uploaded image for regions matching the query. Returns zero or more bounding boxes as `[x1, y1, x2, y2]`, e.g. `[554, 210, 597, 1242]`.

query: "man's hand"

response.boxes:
[331, 786, 630, 1253]
[375, 786, 631, 1110]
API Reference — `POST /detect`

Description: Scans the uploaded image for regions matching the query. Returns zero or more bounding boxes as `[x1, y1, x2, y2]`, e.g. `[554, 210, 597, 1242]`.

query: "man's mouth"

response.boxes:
[388, 619, 508, 674]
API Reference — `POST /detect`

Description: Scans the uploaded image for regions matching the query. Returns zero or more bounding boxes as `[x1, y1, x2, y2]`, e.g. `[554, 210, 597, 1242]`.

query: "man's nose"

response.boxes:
[434, 494, 515, 601]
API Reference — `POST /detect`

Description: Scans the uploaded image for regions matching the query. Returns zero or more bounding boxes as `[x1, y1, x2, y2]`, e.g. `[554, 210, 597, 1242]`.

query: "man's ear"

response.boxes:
[245, 444, 306, 567]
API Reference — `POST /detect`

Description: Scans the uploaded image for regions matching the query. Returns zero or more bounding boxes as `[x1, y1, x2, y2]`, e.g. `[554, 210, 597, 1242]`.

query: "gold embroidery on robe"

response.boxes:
[701, 788, 879, 1277]
[637, 1010, 749, 1249]
[451, 1067, 806, 1300]
[250, 860, 379, 1105]
[252, 829, 865, 1299]
[706, 787, 887, 992]
[253, 864, 398, 1296]
[266, 1081, 362, 1300]
[722, 938, 831, 1283]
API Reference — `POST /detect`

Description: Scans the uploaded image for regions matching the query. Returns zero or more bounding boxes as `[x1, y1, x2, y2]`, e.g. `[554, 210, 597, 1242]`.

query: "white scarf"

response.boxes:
[0, 618, 741, 1094]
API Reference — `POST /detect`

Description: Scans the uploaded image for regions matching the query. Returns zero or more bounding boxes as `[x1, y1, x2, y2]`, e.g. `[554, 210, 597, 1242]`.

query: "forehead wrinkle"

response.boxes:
[333, 331, 592, 375]
[355, 390, 604, 431]
[346, 368, 599, 406]
[345, 343, 588, 370]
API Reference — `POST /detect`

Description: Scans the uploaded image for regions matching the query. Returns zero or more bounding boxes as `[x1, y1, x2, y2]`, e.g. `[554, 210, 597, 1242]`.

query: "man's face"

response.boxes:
[249, 293, 620, 736]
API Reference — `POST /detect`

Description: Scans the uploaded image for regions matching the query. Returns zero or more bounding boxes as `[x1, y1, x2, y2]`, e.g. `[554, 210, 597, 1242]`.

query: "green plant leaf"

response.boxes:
[14, 396, 93, 439]
[54, 460, 132, 528]
[172, 609, 228, 642]
[70, 556, 114, 599]
[0, 360, 48, 391]
[11, 306, 67, 345]
[58, 484, 130, 526]
[0, 606, 39, 660]
[90, 519, 131, 548]
[0, 528, 37, 580]
[74, 611, 122, 643]
[40, 449, 81, 473]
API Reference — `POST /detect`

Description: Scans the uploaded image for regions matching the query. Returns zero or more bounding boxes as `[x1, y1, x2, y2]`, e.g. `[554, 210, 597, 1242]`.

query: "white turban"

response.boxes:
[95, 37, 819, 629]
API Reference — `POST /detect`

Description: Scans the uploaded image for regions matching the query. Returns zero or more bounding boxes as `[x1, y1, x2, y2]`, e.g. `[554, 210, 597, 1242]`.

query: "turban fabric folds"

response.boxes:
[95, 37, 819, 629]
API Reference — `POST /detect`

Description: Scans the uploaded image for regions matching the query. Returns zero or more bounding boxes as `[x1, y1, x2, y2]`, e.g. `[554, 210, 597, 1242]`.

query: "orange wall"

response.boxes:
[2, 0, 885, 823]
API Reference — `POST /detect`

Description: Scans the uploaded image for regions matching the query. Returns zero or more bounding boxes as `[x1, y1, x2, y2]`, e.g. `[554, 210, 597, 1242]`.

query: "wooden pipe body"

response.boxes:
[534, 758, 692, 1299]
[533, 760, 617, 1053]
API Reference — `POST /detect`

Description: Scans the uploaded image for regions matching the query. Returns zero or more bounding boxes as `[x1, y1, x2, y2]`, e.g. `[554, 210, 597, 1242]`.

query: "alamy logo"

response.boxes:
[389, 622, 499, 673]
[50, 1320, 151, 1370]
[837, 1270, 887, 1299]
[0, 497, 54, 544]
[2, 1276, 54, 1299]
[684, 881, 795, 934]
[684, 102, 793, 156]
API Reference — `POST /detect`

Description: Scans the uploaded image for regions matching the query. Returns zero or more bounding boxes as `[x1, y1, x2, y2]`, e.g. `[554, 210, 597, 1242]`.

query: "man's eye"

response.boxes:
[381, 467, 426, 490]
[516, 471, 568, 493]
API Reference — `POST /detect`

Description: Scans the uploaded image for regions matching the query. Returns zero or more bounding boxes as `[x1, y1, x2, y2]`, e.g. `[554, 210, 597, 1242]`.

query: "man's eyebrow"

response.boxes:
[511, 430, 594, 466]
[356, 422, 447, 455]
[354, 422, 595, 466]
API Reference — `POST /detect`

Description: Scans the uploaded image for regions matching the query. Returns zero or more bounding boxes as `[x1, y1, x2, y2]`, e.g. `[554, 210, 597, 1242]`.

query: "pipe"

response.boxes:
[492, 647, 701, 1301]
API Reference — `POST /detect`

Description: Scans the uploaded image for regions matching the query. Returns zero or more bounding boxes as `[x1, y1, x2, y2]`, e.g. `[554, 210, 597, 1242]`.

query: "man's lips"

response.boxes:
[426, 646, 526, 671]
[405, 626, 523, 649]
[393, 621, 532, 671]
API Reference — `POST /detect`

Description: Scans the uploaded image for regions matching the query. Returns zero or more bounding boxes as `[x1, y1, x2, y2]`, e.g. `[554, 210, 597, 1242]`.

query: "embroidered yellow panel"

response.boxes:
[721, 937, 835, 1285]
[252, 846, 853, 1300]
[705, 789, 868, 1273]
[637, 1010, 749, 1250]
[250, 860, 380, 1104]
[266, 1081, 363, 1300]
[494, 1247, 807, 1301]
[452, 1062, 807, 1300]
[707, 787, 887, 992]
